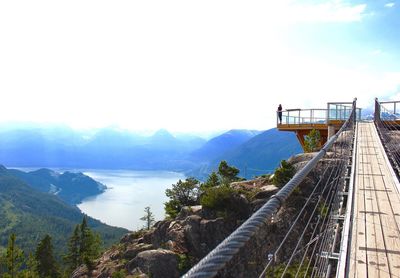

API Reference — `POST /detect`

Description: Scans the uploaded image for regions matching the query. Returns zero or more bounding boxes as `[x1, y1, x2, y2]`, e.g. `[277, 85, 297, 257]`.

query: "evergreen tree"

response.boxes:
[140, 206, 155, 230]
[201, 171, 220, 190]
[64, 225, 80, 272]
[164, 178, 200, 218]
[23, 253, 39, 278]
[79, 216, 88, 261]
[218, 161, 240, 185]
[35, 235, 59, 278]
[304, 129, 321, 152]
[64, 217, 101, 273]
[79, 216, 101, 270]
[4, 233, 25, 278]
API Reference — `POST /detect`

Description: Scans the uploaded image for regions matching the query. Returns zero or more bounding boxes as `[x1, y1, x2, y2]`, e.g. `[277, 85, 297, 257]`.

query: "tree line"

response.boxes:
[0, 216, 100, 278]
[163, 160, 294, 220]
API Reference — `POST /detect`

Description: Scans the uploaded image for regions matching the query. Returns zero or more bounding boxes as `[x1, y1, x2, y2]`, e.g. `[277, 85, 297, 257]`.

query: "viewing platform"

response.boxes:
[376, 100, 400, 130]
[277, 102, 362, 150]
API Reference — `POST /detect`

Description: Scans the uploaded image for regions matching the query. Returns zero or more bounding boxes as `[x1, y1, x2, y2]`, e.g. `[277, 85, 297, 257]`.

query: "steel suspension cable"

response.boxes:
[183, 99, 357, 278]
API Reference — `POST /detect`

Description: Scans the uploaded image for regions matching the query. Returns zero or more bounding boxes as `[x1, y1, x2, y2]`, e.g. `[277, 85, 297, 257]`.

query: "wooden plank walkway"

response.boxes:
[349, 122, 400, 277]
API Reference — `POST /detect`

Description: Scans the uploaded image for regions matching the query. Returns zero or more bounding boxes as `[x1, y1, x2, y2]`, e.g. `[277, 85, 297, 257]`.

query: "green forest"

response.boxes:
[0, 166, 127, 264]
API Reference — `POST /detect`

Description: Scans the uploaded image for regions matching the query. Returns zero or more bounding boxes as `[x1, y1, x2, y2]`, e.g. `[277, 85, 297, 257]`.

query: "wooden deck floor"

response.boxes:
[349, 122, 400, 277]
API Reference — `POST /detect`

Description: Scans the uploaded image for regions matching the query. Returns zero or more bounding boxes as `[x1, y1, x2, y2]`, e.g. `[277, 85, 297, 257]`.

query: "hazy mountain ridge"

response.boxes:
[189, 129, 262, 162]
[0, 127, 206, 170]
[189, 129, 302, 179]
[0, 126, 300, 178]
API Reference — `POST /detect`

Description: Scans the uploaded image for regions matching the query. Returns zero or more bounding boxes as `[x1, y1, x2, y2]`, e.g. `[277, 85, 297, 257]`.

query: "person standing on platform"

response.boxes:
[277, 104, 283, 124]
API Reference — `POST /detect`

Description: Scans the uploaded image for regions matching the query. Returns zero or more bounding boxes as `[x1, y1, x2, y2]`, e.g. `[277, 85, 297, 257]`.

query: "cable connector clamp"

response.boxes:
[270, 194, 285, 210]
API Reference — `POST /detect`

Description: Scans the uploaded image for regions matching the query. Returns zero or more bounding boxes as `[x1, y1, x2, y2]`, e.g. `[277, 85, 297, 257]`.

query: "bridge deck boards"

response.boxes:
[349, 122, 400, 277]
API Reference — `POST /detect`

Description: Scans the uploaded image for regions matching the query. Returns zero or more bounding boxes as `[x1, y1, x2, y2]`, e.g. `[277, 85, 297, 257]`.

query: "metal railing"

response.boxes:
[278, 109, 327, 125]
[376, 100, 400, 121]
[374, 98, 400, 180]
[184, 99, 357, 278]
[277, 103, 361, 126]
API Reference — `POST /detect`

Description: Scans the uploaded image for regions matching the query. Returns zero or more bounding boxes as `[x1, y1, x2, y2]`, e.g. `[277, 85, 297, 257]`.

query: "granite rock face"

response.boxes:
[71, 153, 327, 277]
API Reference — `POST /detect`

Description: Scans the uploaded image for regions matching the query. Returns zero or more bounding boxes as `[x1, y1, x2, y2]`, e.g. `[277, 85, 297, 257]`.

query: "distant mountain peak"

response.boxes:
[152, 129, 175, 138]
[30, 168, 59, 178]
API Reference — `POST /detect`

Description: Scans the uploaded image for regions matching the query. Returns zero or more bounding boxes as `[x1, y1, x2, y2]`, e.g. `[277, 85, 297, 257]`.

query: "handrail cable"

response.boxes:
[314, 135, 352, 277]
[258, 151, 342, 277]
[260, 116, 353, 277]
[375, 98, 400, 180]
[183, 99, 357, 278]
[259, 106, 354, 277]
[262, 109, 354, 277]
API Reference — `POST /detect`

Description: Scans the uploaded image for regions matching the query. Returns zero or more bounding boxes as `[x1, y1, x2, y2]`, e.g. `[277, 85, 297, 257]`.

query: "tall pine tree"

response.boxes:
[35, 235, 59, 278]
[140, 206, 155, 230]
[3, 233, 24, 278]
[64, 225, 81, 272]
[65, 216, 101, 273]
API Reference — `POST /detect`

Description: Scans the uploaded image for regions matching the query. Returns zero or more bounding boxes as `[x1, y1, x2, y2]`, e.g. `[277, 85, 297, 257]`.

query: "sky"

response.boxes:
[1, 0, 400, 133]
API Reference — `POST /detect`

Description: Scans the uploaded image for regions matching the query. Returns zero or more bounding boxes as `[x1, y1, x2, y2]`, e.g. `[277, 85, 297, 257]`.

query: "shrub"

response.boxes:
[265, 260, 311, 277]
[200, 184, 252, 219]
[200, 185, 235, 211]
[178, 254, 192, 275]
[304, 129, 321, 152]
[272, 160, 296, 188]
[164, 178, 201, 218]
[112, 269, 127, 278]
[164, 199, 181, 219]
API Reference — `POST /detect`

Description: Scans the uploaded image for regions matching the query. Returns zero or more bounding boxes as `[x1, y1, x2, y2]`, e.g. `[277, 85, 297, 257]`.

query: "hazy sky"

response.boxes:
[1, 0, 399, 132]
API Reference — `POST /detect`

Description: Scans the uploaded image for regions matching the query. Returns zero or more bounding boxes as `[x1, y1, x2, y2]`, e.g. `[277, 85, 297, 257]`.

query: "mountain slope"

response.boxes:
[189, 128, 302, 179]
[8, 168, 106, 205]
[220, 128, 302, 177]
[190, 129, 261, 161]
[0, 165, 127, 257]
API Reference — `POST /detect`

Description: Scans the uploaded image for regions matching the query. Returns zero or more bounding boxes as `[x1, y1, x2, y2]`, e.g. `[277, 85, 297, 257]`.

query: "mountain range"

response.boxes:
[189, 128, 302, 179]
[0, 125, 302, 179]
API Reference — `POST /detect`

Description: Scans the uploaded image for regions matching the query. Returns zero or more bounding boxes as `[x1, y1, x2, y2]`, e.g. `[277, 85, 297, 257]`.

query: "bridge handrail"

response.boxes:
[375, 98, 400, 180]
[183, 99, 357, 278]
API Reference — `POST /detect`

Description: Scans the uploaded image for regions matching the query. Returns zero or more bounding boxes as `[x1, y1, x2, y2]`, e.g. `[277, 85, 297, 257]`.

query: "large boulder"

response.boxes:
[123, 243, 154, 260]
[127, 249, 179, 278]
[253, 184, 279, 200]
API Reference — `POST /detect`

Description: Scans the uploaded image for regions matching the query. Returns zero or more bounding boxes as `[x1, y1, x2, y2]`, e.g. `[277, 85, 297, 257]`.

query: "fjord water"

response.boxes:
[77, 170, 185, 231]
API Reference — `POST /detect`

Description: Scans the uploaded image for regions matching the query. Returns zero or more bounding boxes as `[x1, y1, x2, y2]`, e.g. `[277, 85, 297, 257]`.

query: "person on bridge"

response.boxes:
[277, 104, 283, 124]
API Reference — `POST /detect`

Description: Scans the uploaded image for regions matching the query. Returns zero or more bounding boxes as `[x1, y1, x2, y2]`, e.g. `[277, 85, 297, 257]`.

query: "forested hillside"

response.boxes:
[0, 165, 127, 258]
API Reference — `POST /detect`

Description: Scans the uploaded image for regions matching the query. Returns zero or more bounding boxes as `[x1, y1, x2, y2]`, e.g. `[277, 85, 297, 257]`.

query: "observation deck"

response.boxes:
[376, 100, 400, 130]
[277, 102, 362, 150]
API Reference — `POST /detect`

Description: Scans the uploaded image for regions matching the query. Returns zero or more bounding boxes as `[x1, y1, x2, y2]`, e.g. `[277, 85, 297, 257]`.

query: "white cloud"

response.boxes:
[385, 2, 395, 8]
[0, 0, 395, 132]
[288, 1, 367, 23]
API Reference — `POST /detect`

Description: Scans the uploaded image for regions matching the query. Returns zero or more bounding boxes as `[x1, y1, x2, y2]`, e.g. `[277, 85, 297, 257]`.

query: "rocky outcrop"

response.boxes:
[72, 153, 325, 278]
[72, 208, 243, 277]
[127, 249, 179, 278]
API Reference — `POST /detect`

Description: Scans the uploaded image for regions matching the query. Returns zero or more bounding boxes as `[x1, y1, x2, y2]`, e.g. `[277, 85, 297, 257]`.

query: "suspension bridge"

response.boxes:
[182, 98, 400, 278]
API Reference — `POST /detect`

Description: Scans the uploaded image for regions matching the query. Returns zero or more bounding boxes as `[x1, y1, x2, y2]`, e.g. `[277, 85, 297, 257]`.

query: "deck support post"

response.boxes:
[328, 125, 335, 139]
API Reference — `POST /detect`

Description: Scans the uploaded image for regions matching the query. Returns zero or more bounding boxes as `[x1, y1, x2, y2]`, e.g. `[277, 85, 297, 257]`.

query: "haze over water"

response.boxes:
[78, 170, 185, 231]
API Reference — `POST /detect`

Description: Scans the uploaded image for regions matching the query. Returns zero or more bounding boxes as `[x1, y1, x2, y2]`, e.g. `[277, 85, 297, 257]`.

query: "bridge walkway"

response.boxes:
[349, 122, 400, 277]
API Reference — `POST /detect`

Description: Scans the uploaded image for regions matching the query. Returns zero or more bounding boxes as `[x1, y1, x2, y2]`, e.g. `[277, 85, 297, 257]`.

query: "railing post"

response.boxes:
[375, 98, 380, 122]
[353, 98, 357, 123]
